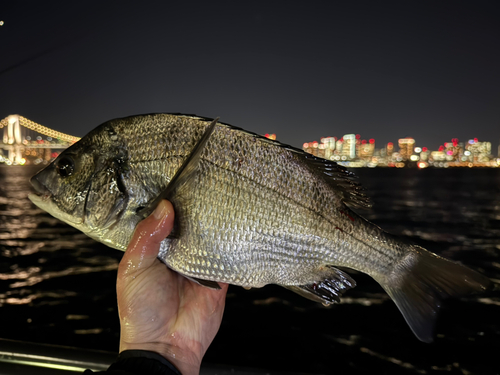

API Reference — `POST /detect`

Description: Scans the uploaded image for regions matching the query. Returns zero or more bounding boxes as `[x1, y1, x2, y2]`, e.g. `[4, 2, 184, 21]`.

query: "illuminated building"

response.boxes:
[302, 141, 319, 156]
[336, 138, 344, 155]
[419, 147, 430, 161]
[398, 137, 415, 161]
[441, 138, 462, 161]
[359, 139, 375, 159]
[466, 138, 492, 162]
[386, 142, 394, 157]
[303, 137, 337, 160]
[342, 134, 356, 159]
[321, 137, 336, 159]
[431, 151, 446, 162]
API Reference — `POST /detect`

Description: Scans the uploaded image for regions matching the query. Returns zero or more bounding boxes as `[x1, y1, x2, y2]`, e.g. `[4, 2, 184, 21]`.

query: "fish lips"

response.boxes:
[30, 173, 52, 200]
[28, 170, 57, 212]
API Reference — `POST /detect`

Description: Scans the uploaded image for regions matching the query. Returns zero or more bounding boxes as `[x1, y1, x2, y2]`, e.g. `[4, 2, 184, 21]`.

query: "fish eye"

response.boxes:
[56, 156, 75, 178]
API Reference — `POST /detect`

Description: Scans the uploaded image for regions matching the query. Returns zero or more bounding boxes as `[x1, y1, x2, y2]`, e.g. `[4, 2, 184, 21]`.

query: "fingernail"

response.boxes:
[153, 200, 170, 220]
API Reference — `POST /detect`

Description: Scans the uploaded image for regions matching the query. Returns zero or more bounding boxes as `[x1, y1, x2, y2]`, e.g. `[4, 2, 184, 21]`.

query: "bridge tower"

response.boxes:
[1, 115, 23, 164]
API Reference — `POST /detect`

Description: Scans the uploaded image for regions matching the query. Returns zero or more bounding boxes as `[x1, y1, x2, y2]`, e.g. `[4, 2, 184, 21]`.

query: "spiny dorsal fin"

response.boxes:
[137, 117, 219, 219]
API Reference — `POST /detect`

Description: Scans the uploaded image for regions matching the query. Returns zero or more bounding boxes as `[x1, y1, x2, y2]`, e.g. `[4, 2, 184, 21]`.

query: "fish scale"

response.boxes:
[159, 153, 367, 286]
[29, 113, 492, 343]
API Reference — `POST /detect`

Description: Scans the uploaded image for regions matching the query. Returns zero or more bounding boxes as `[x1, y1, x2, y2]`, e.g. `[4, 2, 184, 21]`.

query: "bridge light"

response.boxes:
[8, 115, 19, 125]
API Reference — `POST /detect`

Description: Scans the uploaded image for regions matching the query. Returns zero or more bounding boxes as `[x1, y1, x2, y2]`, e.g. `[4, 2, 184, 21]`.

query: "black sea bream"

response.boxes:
[29, 113, 492, 342]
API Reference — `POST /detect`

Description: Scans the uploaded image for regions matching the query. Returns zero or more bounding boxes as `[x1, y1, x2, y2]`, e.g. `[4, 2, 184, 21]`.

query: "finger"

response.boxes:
[118, 200, 175, 279]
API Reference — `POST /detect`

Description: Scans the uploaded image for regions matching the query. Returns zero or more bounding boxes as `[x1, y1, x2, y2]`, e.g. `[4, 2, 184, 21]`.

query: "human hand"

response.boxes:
[116, 200, 228, 375]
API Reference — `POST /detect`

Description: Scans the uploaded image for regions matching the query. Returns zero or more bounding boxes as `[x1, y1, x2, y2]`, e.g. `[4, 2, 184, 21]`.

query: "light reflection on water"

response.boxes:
[6, 263, 118, 288]
[0, 165, 499, 374]
[0, 166, 122, 351]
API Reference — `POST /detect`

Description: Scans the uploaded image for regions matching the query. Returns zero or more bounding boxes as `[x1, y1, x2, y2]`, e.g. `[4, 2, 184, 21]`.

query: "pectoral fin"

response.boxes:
[137, 117, 219, 219]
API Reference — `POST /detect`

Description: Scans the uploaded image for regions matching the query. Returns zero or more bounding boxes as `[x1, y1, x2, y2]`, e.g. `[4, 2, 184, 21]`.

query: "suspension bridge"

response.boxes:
[0, 115, 80, 165]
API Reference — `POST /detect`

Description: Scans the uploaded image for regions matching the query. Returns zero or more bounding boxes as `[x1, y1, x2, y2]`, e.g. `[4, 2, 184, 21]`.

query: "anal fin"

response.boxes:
[284, 266, 356, 306]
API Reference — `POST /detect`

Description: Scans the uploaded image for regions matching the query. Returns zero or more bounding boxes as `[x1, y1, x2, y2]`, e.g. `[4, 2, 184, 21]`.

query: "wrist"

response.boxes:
[119, 341, 202, 375]
[110, 350, 182, 374]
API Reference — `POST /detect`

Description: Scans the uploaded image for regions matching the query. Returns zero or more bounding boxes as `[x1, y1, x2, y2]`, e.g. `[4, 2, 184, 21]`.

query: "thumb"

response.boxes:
[118, 200, 175, 279]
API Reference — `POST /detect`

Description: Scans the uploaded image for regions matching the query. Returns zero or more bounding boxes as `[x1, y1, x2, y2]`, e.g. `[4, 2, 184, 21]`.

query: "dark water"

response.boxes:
[1, 165, 499, 374]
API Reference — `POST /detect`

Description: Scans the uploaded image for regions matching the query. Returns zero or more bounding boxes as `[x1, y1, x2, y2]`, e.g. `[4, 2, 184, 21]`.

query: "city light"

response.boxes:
[264, 133, 276, 140]
[303, 133, 499, 168]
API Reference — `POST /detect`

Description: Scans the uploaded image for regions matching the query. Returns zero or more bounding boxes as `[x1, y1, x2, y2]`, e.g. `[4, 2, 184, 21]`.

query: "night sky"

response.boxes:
[1, 1, 499, 151]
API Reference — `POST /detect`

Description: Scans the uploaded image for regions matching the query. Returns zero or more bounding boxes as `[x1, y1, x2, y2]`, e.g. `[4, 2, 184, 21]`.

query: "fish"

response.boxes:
[29, 113, 492, 342]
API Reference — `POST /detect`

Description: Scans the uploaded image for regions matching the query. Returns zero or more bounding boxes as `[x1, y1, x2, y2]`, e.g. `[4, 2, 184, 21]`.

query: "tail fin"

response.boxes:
[377, 245, 492, 343]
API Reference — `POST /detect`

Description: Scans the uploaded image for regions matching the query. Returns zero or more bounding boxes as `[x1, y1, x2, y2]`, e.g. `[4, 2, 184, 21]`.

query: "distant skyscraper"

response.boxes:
[342, 134, 356, 159]
[398, 137, 415, 161]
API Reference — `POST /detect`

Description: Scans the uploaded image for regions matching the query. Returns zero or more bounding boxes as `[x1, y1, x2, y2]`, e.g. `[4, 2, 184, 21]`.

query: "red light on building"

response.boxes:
[361, 140, 367, 144]
[303, 143, 309, 148]
[369, 139, 375, 144]
[438, 145, 444, 151]
[474, 138, 478, 143]
[422, 147, 428, 152]
[387, 142, 393, 147]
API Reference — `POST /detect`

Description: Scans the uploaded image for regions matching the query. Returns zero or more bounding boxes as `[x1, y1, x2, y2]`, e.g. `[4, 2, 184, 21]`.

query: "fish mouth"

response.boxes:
[29, 174, 52, 201]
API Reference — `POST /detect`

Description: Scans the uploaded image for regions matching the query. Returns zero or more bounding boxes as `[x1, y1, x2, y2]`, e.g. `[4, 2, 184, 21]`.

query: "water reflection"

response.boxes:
[0, 165, 120, 312]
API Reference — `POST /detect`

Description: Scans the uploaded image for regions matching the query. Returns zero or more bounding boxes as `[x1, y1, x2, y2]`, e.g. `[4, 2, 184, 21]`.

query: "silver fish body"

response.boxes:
[29, 113, 492, 342]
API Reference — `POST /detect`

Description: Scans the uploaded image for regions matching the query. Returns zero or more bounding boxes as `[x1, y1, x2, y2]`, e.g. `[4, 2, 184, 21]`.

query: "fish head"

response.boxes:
[29, 122, 138, 250]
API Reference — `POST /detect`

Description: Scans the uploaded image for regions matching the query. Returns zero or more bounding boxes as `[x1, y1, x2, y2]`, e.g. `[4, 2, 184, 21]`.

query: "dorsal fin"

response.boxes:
[300, 153, 372, 209]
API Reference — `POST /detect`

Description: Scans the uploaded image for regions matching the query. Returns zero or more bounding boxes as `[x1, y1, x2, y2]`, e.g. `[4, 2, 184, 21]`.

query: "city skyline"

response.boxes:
[302, 131, 498, 168]
[303, 134, 499, 157]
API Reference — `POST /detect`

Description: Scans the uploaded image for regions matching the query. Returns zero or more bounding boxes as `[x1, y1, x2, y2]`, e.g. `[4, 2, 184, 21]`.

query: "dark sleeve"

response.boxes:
[84, 350, 182, 375]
